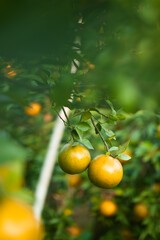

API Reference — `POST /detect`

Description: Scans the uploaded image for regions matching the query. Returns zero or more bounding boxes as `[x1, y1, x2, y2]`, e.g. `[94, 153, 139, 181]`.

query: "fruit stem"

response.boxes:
[91, 116, 110, 153]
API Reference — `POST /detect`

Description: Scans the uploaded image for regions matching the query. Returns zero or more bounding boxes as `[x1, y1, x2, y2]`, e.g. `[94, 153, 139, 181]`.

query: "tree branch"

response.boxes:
[91, 117, 110, 152]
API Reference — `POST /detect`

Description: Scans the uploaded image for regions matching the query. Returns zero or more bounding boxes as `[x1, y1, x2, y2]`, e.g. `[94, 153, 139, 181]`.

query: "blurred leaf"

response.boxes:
[76, 122, 90, 131]
[117, 154, 131, 161]
[81, 111, 92, 121]
[0, 131, 27, 164]
[117, 141, 130, 155]
[106, 100, 116, 115]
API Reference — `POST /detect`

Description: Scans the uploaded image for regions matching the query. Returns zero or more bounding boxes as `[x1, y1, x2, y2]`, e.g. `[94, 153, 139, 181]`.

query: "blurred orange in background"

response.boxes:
[0, 198, 43, 240]
[68, 174, 82, 188]
[25, 102, 41, 116]
[100, 200, 118, 217]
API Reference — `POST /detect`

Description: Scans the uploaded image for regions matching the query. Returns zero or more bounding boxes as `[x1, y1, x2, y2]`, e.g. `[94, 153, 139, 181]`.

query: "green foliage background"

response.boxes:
[0, 0, 160, 240]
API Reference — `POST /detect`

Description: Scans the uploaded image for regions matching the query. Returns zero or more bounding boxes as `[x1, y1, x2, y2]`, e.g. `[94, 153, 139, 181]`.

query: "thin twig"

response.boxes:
[91, 116, 110, 152]
[54, 109, 66, 124]
[62, 107, 70, 125]
[96, 110, 109, 119]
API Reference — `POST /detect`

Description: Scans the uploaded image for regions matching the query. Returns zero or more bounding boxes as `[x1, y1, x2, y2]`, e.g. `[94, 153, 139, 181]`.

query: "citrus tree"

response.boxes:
[0, 0, 160, 240]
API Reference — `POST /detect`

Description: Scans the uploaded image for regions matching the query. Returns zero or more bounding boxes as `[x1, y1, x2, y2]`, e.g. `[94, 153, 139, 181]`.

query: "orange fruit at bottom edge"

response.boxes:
[100, 200, 118, 216]
[88, 155, 123, 188]
[25, 102, 41, 116]
[0, 198, 43, 240]
[66, 226, 82, 237]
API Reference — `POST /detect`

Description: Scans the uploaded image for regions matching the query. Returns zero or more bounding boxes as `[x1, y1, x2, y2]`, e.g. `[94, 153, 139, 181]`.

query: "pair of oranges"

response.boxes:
[58, 143, 130, 188]
[100, 200, 148, 220]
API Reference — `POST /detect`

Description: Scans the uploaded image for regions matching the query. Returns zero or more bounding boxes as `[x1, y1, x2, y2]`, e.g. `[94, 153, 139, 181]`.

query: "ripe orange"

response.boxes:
[25, 102, 41, 116]
[58, 144, 91, 174]
[100, 200, 118, 216]
[0, 198, 43, 240]
[7, 70, 17, 78]
[121, 229, 133, 240]
[68, 174, 82, 187]
[86, 61, 95, 69]
[118, 150, 132, 164]
[43, 113, 53, 122]
[76, 97, 81, 102]
[64, 208, 72, 216]
[153, 183, 160, 192]
[88, 155, 123, 188]
[66, 226, 82, 237]
[133, 203, 149, 219]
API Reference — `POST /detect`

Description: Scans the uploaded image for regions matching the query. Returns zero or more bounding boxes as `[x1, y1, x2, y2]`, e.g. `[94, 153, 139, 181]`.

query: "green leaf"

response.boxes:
[109, 146, 119, 157]
[71, 129, 79, 140]
[76, 122, 90, 131]
[109, 146, 119, 152]
[72, 142, 79, 146]
[110, 146, 119, 151]
[81, 111, 92, 121]
[116, 113, 126, 120]
[102, 126, 115, 139]
[75, 128, 84, 140]
[109, 114, 118, 121]
[79, 139, 94, 150]
[117, 141, 130, 155]
[106, 100, 116, 114]
[117, 154, 131, 161]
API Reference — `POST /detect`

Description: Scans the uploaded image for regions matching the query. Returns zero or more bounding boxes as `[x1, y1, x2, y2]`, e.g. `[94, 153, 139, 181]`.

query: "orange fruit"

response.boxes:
[86, 61, 95, 69]
[121, 229, 133, 239]
[133, 203, 149, 219]
[153, 183, 160, 192]
[66, 226, 82, 237]
[76, 97, 81, 102]
[88, 155, 123, 188]
[0, 198, 43, 240]
[118, 150, 132, 164]
[58, 144, 91, 174]
[6, 65, 11, 69]
[25, 102, 41, 116]
[43, 113, 53, 122]
[100, 200, 118, 216]
[64, 208, 72, 216]
[68, 174, 82, 187]
[7, 70, 17, 78]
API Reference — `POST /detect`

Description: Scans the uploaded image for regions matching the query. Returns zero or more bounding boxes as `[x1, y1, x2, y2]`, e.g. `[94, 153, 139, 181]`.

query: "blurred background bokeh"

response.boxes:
[0, 0, 160, 240]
